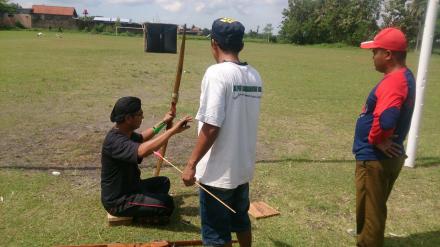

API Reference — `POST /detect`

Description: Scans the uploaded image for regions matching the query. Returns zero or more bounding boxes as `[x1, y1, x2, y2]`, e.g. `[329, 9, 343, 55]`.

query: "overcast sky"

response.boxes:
[13, 0, 287, 33]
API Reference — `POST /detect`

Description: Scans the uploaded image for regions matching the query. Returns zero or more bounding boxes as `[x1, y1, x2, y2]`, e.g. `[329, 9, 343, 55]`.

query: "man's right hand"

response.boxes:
[182, 165, 196, 186]
[171, 115, 193, 134]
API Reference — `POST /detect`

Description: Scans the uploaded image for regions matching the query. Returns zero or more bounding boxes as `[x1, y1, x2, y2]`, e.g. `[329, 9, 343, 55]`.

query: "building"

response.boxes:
[1, 4, 145, 33]
[177, 25, 203, 35]
[92, 16, 143, 34]
[93, 17, 132, 24]
[31, 5, 78, 29]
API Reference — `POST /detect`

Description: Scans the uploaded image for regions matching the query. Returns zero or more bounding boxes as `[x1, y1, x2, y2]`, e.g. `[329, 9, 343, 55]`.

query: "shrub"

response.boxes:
[14, 21, 25, 29]
[92, 23, 105, 33]
[76, 16, 94, 31]
[104, 25, 114, 33]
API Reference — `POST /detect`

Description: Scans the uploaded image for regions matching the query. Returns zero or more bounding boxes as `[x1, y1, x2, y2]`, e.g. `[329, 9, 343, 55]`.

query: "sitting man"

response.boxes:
[101, 96, 192, 222]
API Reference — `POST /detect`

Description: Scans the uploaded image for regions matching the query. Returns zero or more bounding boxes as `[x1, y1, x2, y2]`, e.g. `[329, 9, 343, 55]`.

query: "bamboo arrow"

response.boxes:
[154, 24, 186, 177]
[154, 151, 237, 214]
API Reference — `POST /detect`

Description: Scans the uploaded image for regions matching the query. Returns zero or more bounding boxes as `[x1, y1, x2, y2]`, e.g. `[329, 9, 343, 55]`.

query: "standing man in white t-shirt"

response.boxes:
[182, 17, 263, 247]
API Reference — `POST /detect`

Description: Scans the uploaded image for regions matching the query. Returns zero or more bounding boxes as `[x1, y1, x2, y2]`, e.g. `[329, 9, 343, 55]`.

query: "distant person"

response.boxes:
[101, 96, 192, 223]
[353, 27, 415, 246]
[182, 18, 263, 247]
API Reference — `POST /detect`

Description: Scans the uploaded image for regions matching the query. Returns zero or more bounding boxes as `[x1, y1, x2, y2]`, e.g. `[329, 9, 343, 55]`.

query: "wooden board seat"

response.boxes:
[107, 213, 133, 226]
[248, 201, 280, 219]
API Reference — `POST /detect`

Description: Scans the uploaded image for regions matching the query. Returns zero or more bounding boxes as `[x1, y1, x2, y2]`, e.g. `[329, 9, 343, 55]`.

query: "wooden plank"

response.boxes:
[248, 201, 280, 219]
[107, 213, 133, 226]
[55, 240, 238, 247]
[56, 241, 167, 247]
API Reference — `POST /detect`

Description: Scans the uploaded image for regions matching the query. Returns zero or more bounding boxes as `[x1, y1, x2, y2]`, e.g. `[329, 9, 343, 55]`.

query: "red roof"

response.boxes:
[32, 5, 77, 17]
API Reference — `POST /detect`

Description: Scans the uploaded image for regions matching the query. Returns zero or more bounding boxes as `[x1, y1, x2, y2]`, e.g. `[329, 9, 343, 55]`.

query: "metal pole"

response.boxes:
[405, 0, 439, 168]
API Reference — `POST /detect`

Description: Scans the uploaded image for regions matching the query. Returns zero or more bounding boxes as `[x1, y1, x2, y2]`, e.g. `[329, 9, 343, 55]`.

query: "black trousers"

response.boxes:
[109, 176, 174, 217]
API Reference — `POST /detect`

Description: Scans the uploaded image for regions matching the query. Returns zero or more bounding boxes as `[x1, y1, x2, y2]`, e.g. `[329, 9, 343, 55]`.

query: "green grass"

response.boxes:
[0, 30, 439, 246]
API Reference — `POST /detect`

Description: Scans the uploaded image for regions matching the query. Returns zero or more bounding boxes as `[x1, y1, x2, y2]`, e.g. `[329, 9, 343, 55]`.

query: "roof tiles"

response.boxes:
[32, 5, 77, 17]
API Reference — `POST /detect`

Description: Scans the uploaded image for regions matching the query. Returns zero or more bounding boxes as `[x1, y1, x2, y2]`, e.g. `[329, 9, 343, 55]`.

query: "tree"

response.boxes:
[320, 0, 381, 44]
[280, 0, 322, 44]
[77, 16, 94, 31]
[409, 0, 428, 51]
[115, 17, 121, 33]
[436, 9, 440, 41]
[280, 0, 380, 45]
[201, 28, 210, 36]
[263, 23, 273, 42]
[246, 29, 257, 38]
[381, 0, 428, 48]
[0, 0, 20, 14]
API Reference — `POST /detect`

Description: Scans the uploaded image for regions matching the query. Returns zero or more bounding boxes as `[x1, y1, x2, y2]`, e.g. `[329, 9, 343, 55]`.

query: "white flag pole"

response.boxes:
[405, 0, 439, 168]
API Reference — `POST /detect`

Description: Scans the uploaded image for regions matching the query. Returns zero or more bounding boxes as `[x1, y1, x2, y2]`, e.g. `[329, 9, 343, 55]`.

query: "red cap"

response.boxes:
[360, 27, 407, 51]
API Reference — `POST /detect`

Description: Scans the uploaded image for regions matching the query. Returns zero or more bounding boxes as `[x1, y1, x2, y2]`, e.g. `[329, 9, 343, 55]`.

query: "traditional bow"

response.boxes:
[154, 24, 187, 176]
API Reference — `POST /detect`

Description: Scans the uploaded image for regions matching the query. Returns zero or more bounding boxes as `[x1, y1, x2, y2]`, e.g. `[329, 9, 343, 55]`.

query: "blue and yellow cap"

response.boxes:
[211, 17, 245, 46]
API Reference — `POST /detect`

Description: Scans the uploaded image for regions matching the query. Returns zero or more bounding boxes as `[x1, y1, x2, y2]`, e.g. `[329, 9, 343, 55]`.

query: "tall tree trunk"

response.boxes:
[415, 20, 423, 52]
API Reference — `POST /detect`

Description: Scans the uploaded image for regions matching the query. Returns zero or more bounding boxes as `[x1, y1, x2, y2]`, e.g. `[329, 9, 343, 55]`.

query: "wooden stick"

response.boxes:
[55, 239, 238, 247]
[153, 152, 236, 214]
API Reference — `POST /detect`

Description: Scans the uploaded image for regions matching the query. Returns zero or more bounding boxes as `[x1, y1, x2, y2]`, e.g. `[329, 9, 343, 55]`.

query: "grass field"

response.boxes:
[0, 30, 439, 246]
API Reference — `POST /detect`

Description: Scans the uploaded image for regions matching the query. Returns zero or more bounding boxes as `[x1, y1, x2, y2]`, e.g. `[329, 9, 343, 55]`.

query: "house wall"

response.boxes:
[0, 13, 14, 27]
[15, 14, 32, 28]
[0, 13, 31, 28]
[32, 14, 77, 29]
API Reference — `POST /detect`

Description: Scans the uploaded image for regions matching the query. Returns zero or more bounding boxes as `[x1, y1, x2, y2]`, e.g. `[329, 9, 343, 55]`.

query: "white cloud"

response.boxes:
[17, 0, 103, 7]
[103, 0, 183, 12]
[18, 2, 33, 8]
[191, 0, 285, 15]
[194, 2, 205, 12]
[19, 0, 283, 14]
[262, 0, 285, 4]
[192, 0, 227, 14]
[107, 0, 148, 4]
[103, 0, 283, 15]
[156, 0, 183, 12]
[13, 0, 286, 31]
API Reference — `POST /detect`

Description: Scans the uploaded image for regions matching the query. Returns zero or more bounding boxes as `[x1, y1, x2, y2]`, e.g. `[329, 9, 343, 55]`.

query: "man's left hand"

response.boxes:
[376, 136, 402, 158]
[163, 111, 175, 124]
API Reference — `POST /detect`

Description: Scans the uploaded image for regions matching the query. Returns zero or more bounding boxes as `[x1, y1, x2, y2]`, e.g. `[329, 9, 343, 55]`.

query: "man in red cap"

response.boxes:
[353, 27, 416, 246]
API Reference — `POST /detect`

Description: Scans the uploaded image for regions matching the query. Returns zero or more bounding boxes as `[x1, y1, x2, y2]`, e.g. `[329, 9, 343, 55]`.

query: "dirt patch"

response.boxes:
[0, 118, 274, 171]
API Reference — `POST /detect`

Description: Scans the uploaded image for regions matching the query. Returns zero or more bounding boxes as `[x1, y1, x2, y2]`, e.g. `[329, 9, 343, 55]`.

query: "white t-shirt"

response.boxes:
[195, 62, 263, 189]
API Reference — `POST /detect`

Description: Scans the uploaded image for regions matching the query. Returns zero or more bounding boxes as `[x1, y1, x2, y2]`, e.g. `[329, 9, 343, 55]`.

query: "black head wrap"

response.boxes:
[110, 96, 141, 123]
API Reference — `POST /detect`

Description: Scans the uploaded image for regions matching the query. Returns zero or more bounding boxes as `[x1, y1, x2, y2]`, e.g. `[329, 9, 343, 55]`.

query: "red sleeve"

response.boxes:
[368, 73, 408, 145]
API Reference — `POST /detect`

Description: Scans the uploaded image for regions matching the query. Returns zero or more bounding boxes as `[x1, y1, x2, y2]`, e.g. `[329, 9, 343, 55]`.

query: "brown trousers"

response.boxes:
[355, 157, 405, 247]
